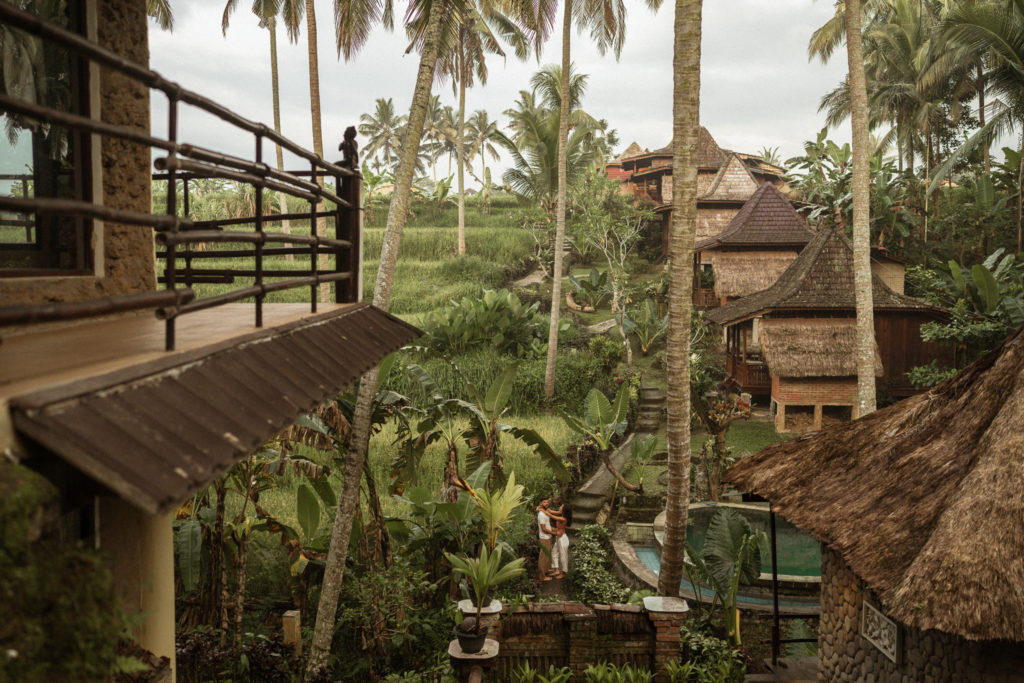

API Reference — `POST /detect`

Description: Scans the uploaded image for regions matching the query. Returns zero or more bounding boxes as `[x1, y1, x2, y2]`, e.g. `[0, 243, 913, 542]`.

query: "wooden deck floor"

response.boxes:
[0, 303, 354, 402]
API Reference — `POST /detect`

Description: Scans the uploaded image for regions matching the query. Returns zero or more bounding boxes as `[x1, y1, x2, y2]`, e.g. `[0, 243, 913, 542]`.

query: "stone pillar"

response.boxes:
[565, 611, 598, 678]
[643, 596, 689, 681]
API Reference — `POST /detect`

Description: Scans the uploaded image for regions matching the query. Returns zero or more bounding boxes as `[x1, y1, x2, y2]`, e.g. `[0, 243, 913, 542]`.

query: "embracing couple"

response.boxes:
[537, 498, 571, 581]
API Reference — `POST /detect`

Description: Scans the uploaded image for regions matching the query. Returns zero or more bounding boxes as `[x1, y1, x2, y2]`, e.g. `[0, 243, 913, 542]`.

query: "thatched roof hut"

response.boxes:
[727, 328, 1024, 641]
[707, 222, 944, 326]
[759, 318, 883, 378]
[695, 182, 814, 251]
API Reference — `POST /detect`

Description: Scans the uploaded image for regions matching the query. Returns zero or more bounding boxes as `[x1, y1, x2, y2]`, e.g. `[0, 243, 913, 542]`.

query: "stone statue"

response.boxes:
[339, 126, 358, 170]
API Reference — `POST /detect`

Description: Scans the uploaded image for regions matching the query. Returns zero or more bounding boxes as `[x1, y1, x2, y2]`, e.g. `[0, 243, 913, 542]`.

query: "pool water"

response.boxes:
[633, 546, 817, 609]
[684, 507, 821, 578]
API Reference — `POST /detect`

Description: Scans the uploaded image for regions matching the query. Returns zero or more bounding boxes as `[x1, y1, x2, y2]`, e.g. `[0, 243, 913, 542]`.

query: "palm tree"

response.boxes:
[222, 0, 303, 257]
[465, 109, 501, 205]
[409, 1, 534, 255]
[845, 0, 877, 418]
[937, 0, 1024, 250]
[359, 97, 407, 172]
[544, 0, 659, 400]
[497, 65, 602, 212]
[306, 1, 449, 675]
[421, 95, 449, 181]
[147, 0, 173, 30]
[658, 0, 699, 598]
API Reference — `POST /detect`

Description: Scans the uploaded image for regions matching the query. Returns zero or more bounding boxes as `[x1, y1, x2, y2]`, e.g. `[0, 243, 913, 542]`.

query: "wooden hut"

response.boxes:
[694, 182, 815, 307]
[706, 223, 952, 430]
[726, 329, 1024, 680]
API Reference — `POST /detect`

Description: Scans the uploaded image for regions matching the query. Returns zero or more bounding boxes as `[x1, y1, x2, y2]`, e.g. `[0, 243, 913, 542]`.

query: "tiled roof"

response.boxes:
[695, 182, 814, 250]
[707, 223, 946, 325]
[699, 154, 759, 202]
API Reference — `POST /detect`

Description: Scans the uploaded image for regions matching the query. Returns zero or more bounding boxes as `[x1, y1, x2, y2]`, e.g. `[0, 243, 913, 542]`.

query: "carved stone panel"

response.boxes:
[861, 599, 900, 665]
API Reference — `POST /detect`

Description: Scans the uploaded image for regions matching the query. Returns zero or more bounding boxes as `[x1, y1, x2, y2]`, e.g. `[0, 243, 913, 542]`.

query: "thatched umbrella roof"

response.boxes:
[707, 222, 946, 326]
[696, 182, 814, 251]
[759, 318, 883, 377]
[706, 251, 799, 299]
[726, 329, 1024, 641]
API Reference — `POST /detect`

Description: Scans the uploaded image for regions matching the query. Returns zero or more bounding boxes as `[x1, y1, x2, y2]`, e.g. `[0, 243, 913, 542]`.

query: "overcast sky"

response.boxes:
[147, 1, 848, 186]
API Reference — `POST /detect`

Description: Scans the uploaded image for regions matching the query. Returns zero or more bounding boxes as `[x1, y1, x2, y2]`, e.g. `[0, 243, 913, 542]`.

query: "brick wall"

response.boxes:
[475, 601, 687, 681]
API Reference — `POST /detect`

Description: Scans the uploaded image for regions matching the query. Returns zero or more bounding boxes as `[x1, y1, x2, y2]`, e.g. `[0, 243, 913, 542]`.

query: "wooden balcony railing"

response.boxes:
[0, 2, 361, 351]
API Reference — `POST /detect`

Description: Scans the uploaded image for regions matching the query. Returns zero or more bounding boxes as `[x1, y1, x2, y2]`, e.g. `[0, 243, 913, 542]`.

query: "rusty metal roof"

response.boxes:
[9, 303, 420, 515]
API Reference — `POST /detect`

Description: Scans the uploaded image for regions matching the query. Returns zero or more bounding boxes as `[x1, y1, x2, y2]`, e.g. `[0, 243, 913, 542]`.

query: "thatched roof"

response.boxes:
[707, 222, 946, 326]
[707, 251, 798, 299]
[696, 183, 814, 251]
[726, 328, 1024, 641]
[759, 318, 883, 377]
[699, 154, 759, 202]
[616, 142, 645, 161]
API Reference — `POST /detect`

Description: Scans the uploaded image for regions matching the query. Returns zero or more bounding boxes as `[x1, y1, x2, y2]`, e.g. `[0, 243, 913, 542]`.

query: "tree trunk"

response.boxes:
[658, 0, 701, 598]
[305, 0, 329, 302]
[845, 0, 876, 419]
[305, 1, 445, 674]
[977, 62, 989, 174]
[544, 1, 572, 400]
[602, 448, 640, 493]
[457, 49, 467, 255]
[268, 17, 293, 261]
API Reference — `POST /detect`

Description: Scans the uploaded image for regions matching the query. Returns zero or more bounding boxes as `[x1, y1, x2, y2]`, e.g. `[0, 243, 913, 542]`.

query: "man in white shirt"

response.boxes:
[537, 499, 554, 581]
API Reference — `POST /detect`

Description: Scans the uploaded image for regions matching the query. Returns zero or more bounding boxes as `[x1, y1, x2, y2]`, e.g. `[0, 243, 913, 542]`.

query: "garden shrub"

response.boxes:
[571, 525, 630, 605]
[674, 619, 746, 682]
[176, 629, 299, 683]
[1, 464, 125, 683]
[421, 289, 548, 358]
[330, 561, 452, 681]
[588, 334, 624, 370]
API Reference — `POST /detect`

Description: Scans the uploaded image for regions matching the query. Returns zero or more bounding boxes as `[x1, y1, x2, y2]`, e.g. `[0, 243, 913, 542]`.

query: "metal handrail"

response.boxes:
[0, 2, 363, 350]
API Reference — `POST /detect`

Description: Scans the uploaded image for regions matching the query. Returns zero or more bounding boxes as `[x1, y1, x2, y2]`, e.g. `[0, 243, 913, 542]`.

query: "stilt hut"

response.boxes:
[706, 223, 952, 429]
[726, 328, 1024, 681]
[694, 182, 815, 308]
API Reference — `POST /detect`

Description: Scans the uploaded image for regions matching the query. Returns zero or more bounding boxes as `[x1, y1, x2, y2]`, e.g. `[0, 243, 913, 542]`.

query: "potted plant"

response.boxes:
[444, 468, 528, 653]
[446, 545, 525, 652]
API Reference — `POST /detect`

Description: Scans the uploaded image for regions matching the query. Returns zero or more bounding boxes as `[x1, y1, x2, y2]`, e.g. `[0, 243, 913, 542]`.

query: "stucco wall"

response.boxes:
[0, 0, 155, 306]
[819, 546, 1024, 682]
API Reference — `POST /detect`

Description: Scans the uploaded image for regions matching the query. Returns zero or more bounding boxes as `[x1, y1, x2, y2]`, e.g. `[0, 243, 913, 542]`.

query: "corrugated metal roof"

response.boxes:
[9, 303, 420, 514]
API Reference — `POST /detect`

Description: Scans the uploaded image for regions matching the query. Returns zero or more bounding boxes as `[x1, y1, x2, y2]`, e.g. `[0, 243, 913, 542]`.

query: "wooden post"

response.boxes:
[775, 403, 787, 433]
[813, 404, 823, 431]
[283, 610, 302, 656]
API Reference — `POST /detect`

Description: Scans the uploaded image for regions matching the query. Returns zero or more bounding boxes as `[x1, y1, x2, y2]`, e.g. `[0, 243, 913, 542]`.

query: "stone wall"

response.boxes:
[0, 0, 155, 306]
[819, 546, 1024, 682]
[477, 600, 687, 680]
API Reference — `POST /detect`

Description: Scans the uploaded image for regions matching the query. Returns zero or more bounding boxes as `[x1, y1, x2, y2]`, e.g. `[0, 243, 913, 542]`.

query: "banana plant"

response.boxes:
[687, 507, 766, 647]
[620, 298, 669, 355]
[558, 386, 640, 492]
[569, 268, 611, 310]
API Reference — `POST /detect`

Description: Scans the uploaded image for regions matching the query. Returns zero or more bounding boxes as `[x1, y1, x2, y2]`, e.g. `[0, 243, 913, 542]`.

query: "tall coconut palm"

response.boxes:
[306, 0, 454, 674]
[408, 1, 535, 255]
[497, 65, 602, 211]
[658, 0, 699, 598]
[359, 97, 407, 171]
[544, 0, 659, 400]
[846, 0, 877, 418]
[465, 108, 501, 191]
[222, 0, 303, 258]
[422, 94, 450, 180]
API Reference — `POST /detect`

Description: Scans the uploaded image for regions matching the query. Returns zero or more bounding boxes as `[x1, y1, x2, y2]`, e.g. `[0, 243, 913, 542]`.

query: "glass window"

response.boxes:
[0, 1, 93, 275]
